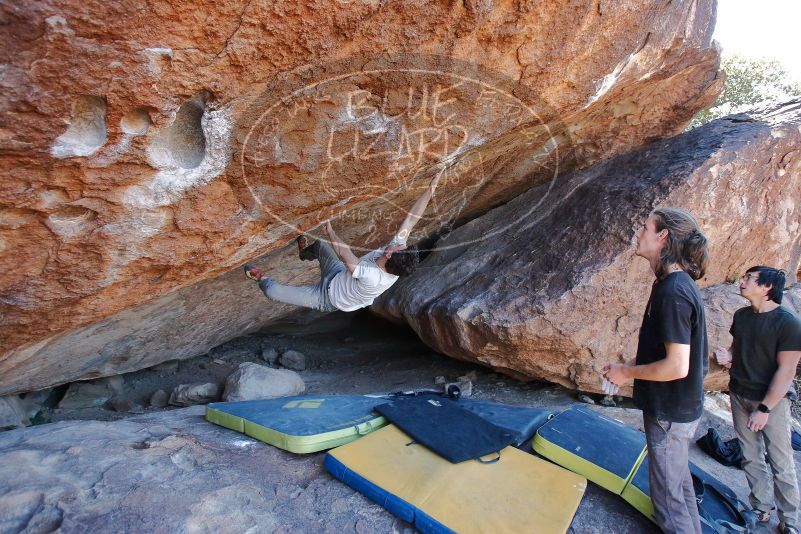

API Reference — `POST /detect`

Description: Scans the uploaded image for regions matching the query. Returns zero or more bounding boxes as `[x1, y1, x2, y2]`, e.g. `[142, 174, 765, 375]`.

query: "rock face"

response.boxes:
[0, 0, 721, 394]
[279, 350, 307, 372]
[374, 101, 801, 394]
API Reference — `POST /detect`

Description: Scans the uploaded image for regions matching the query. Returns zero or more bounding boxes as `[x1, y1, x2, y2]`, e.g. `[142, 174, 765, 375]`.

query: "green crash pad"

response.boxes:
[533, 404, 647, 494]
[533, 404, 756, 533]
[205, 395, 387, 453]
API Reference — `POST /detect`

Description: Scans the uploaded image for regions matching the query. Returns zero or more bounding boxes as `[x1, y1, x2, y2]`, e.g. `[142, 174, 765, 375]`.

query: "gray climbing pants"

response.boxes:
[258, 241, 343, 312]
[643, 414, 703, 534]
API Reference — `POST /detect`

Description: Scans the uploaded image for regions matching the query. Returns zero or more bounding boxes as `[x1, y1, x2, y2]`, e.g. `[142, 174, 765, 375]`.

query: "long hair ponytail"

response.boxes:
[652, 208, 709, 281]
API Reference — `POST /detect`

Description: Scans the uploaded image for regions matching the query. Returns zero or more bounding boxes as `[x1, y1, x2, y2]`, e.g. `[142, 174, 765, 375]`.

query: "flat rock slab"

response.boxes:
[3, 393, 798, 533]
[0, 406, 400, 534]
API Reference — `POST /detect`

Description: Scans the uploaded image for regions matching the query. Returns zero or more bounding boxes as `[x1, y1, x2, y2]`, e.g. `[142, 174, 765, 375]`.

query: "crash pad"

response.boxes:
[205, 395, 387, 453]
[532, 404, 647, 494]
[390, 393, 555, 447]
[533, 404, 755, 533]
[325, 424, 587, 534]
[375, 396, 517, 463]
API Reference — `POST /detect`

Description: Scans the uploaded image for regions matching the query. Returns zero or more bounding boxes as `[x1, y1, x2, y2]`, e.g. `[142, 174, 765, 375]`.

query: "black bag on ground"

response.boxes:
[792, 428, 801, 451]
[374, 396, 516, 463]
[691, 463, 757, 533]
[696, 428, 744, 469]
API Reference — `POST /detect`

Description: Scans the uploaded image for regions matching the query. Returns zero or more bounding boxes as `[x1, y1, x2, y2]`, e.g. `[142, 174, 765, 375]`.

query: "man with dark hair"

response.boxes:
[243, 173, 439, 312]
[605, 208, 709, 534]
[715, 266, 801, 534]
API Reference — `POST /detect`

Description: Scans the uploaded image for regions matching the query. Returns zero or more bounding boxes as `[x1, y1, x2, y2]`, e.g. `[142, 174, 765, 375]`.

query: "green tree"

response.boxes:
[689, 54, 801, 129]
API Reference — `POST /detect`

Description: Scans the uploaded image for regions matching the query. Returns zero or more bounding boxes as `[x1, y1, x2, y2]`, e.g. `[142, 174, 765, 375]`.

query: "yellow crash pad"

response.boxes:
[326, 424, 587, 533]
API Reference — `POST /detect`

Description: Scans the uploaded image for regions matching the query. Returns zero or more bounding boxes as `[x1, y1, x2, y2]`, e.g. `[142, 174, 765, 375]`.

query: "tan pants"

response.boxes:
[731, 393, 800, 528]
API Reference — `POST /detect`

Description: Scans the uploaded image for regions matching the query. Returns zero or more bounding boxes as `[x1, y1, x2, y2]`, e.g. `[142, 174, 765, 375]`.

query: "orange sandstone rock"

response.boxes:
[0, 0, 720, 394]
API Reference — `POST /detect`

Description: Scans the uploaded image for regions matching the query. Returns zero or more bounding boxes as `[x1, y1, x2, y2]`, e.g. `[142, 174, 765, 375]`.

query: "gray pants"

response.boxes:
[643, 414, 702, 534]
[258, 241, 343, 312]
[731, 393, 800, 528]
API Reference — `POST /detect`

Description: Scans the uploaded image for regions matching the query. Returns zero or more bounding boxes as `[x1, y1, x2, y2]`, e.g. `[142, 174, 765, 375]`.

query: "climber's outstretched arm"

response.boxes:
[395, 172, 441, 242]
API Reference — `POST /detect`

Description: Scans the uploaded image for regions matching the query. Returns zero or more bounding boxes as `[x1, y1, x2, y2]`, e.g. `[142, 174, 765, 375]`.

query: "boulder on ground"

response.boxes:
[374, 101, 801, 394]
[169, 383, 220, 407]
[260, 347, 279, 366]
[109, 397, 145, 414]
[149, 389, 169, 408]
[222, 363, 305, 402]
[0, 396, 28, 430]
[279, 350, 306, 371]
[58, 376, 125, 410]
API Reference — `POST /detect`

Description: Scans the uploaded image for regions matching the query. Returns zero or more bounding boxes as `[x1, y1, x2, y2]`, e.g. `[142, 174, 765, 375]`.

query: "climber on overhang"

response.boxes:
[243, 172, 441, 312]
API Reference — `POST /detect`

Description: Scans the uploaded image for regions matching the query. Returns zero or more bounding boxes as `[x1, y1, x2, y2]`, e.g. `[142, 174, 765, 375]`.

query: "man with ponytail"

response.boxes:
[604, 207, 710, 534]
[715, 266, 800, 534]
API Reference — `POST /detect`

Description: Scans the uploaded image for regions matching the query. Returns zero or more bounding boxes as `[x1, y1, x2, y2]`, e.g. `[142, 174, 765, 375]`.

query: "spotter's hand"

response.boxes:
[714, 346, 732, 369]
[603, 364, 632, 387]
[747, 410, 769, 432]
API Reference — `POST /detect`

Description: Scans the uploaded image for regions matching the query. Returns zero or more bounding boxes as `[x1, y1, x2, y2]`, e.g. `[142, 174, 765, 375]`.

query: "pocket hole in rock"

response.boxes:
[153, 92, 210, 169]
[45, 206, 98, 239]
[52, 96, 107, 158]
[120, 107, 152, 135]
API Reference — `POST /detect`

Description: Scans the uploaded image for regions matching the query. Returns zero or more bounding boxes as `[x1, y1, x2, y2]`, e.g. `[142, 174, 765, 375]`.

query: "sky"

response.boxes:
[713, 0, 801, 84]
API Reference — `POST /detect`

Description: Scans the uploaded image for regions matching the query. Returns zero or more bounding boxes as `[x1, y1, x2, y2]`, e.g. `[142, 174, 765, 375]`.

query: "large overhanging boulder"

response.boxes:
[0, 0, 722, 394]
[373, 101, 801, 394]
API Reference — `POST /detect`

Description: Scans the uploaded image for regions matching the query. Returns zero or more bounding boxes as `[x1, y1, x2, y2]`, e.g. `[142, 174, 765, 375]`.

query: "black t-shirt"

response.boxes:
[633, 271, 709, 422]
[729, 306, 801, 401]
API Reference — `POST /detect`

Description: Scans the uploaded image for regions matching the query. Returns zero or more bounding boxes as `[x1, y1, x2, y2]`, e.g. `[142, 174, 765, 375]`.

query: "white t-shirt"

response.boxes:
[327, 234, 406, 312]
